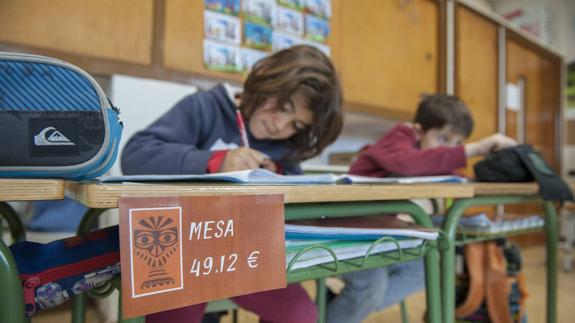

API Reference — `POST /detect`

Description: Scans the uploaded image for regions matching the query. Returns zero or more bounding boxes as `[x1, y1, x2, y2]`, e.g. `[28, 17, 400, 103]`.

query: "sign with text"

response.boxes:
[119, 194, 286, 318]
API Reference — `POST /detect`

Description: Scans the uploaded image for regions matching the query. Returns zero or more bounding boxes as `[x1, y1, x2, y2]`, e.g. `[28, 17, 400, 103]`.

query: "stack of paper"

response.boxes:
[285, 215, 439, 241]
[283, 215, 436, 270]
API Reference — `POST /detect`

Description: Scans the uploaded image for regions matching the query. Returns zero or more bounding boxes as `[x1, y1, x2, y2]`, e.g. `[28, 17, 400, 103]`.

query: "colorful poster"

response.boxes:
[244, 22, 273, 50]
[276, 7, 304, 36]
[243, 48, 269, 70]
[204, 0, 241, 16]
[243, 0, 277, 26]
[204, 40, 244, 72]
[305, 14, 329, 43]
[305, 0, 331, 19]
[272, 32, 302, 52]
[204, 11, 241, 45]
[278, 0, 304, 11]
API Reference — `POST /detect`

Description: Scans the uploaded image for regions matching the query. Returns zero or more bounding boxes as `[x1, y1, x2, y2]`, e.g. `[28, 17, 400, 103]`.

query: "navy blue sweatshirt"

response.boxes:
[121, 85, 302, 175]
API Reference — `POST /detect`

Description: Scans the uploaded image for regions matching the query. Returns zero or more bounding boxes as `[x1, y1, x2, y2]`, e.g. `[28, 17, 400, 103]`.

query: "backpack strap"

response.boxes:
[455, 243, 486, 317]
[485, 241, 513, 323]
[516, 272, 529, 322]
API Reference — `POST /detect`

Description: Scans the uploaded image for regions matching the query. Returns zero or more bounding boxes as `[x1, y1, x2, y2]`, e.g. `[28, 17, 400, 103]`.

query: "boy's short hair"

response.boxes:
[240, 45, 343, 161]
[414, 94, 474, 137]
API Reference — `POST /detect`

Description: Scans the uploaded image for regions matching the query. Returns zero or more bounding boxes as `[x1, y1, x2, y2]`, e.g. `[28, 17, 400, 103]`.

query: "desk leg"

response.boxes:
[441, 199, 469, 323]
[544, 201, 557, 323]
[406, 202, 442, 323]
[315, 278, 327, 323]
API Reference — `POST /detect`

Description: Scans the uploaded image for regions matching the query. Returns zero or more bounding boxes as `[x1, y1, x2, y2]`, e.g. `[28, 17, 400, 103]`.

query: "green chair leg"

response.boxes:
[0, 238, 26, 323]
[0, 202, 26, 243]
[400, 300, 409, 323]
[544, 201, 558, 323]
[117, 278, 146, 323]
[72, 293, 87, 323]
[0, 202, 26, 323]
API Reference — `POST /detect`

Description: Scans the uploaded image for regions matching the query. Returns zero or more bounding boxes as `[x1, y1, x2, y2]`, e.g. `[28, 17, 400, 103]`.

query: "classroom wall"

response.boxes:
[109, 75, 197, 176]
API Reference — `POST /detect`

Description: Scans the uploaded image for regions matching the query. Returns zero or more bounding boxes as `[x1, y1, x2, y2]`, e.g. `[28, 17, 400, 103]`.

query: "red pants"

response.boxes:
[146, 283, 317, 323]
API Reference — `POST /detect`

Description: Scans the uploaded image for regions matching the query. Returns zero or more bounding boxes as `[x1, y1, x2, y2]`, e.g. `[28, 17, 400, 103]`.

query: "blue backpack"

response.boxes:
[9, 226, 120, 317]
[0, 52, 122, 179]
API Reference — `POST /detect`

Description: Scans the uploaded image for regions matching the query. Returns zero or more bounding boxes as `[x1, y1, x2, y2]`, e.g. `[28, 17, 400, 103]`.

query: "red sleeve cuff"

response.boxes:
[207, 150, 228, 173]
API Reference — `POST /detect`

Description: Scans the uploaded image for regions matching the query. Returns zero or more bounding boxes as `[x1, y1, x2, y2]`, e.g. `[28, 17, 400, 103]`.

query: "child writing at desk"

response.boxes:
[326, 94, 517, 323]
[121, 45, 343, 323]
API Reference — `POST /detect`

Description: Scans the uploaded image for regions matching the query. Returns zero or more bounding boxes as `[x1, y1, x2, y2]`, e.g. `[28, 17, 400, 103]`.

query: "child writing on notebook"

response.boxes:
[121, 45, 343, 323]
[326, 94, 517, 323]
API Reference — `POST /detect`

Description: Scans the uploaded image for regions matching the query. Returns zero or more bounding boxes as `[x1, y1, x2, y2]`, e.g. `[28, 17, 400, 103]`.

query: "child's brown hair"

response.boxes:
[414, 94, 474, 137]
[240, 45, 343, 160]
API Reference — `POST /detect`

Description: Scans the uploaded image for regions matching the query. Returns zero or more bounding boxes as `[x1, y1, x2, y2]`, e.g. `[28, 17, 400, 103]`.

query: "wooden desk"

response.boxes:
[64, 181, 473, 323]
[65, 181, 473, 208]
[469, 182, 540, 196]
[0, 178, 64, 202]
[0, 179, 65, 323]
[441, 182, 557, 323]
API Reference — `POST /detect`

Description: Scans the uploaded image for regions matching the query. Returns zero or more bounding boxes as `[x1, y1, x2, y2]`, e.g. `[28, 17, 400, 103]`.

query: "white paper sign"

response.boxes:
[506, 82, 521, 111]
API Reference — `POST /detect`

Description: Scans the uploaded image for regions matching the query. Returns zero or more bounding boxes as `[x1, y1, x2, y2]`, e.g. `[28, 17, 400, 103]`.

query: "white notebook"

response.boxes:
[99, 168, 466, 185]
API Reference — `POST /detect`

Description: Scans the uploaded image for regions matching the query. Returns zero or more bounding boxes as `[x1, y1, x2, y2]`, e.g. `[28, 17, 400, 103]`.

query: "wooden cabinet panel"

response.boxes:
[334, 0, 438, 117]
[455, 6, 498, 168]
[163, 0, 244, 83]
[0, 0, 154, 65]
[506, 38, 560, 169]
[455, 6, 498, 215]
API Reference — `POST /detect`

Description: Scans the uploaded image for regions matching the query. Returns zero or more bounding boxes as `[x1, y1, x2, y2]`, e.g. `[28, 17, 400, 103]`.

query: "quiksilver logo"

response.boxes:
[34, 127, 75, 146]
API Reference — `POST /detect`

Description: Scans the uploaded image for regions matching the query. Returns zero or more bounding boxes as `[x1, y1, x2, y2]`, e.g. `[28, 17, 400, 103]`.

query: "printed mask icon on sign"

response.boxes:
[133, 216, 179, 289]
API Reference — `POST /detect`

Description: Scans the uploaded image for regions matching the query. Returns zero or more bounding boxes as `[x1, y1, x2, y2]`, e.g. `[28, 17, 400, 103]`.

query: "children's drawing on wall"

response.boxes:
[203, 39, 244, 72]
[278, 0, 304, 11]
[202, 0, 330, 73]
[204, 11, 241, 45]
[276, 6, 304, 36]
[204, 0, 241, 16]
[243, 48, 269, 70]
[305, 0, 331, 19]
[272, 32, 302, 52]
[305, 14, 329, 43]
[243, 0, 277, 26]
[244, 21, 273, 50]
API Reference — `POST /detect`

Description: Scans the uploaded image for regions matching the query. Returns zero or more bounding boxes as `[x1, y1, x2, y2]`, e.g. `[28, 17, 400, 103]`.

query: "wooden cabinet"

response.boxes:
[455, 6, 498, 172]
[506, 36, 561, 170]
[333, 0, 439, 119]
[0, 0, 154, 65]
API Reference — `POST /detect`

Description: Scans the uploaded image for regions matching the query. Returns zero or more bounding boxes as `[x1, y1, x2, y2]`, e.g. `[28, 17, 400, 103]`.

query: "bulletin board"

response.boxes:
[202, 0, 332, 73]
[162, 0, 332, 83]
